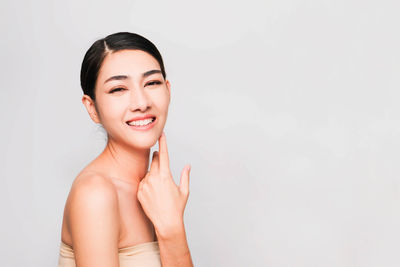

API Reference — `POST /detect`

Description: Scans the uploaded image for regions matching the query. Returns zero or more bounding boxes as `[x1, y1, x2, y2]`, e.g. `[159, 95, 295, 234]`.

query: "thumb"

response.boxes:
[179, 164, 191, 195]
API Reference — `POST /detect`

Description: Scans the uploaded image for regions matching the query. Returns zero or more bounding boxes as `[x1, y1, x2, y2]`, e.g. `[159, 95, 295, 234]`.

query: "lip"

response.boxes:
[126, 117, 157, 131]
[126, 114, 156, 123]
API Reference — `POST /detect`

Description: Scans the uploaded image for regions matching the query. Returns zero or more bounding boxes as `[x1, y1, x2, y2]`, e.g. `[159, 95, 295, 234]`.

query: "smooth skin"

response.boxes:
[60, 49, 193, 267]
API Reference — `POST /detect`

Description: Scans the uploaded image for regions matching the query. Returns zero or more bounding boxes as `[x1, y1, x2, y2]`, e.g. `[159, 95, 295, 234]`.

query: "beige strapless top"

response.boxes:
[58, 240, 162, 267]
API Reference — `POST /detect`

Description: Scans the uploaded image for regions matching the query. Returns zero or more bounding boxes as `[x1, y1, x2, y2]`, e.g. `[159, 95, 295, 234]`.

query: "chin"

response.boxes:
[123, 130, 162, 150]
[131, 137, 158, 150]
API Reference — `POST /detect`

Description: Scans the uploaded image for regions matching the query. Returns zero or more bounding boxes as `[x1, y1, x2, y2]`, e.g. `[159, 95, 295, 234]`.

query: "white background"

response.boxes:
[1, 0, 399, 266]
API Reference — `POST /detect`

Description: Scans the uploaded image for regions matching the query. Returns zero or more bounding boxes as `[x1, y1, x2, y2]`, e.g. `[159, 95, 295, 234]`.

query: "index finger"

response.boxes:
[149, 151, 159, 174]
[158, 131, 170, 172]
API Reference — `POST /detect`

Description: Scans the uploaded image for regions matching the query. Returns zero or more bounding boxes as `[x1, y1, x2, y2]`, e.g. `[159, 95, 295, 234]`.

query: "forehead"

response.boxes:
[98, 49, 160, 81]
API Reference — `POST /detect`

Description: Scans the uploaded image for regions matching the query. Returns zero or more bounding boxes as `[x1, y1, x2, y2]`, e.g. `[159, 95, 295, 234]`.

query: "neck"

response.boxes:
[97, 138, 151, 186]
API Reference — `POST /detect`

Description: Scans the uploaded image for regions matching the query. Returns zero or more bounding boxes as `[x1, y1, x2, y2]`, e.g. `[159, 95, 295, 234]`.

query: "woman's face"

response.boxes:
[82, 49, 171, 150]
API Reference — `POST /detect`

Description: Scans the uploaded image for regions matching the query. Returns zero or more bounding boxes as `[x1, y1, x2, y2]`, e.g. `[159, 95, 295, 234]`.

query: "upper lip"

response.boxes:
[126, 114, 156, 123]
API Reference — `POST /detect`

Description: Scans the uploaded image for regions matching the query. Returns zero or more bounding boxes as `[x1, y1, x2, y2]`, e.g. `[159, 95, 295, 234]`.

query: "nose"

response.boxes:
[129, 86, 151, 112]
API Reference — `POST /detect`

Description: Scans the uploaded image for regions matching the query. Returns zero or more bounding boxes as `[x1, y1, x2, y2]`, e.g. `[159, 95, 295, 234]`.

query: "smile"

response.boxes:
[126, 117, 156, 130]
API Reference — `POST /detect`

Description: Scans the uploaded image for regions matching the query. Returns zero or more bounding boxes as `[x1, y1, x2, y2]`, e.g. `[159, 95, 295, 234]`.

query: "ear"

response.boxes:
[82, 95, 101, 124]
[165, 79, 171, 101]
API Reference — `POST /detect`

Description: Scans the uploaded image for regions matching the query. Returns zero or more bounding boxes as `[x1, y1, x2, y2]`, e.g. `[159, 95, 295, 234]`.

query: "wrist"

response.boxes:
[155, 220, 186, 240]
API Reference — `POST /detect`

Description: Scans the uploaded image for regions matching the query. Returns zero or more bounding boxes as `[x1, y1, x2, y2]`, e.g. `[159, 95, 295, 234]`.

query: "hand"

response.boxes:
[137, 131, 191, 236]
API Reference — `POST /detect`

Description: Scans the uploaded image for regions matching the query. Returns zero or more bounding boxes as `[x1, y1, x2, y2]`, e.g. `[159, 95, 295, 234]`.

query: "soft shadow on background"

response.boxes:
[1, 0, 399, 266]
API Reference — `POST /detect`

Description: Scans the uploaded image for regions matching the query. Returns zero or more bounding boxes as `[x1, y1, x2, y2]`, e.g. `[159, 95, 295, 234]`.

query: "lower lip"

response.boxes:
[126, 118, 157, 131]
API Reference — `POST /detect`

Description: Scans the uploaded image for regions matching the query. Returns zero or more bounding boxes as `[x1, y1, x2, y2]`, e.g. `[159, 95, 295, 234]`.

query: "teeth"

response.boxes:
[127, 118, 154, 126]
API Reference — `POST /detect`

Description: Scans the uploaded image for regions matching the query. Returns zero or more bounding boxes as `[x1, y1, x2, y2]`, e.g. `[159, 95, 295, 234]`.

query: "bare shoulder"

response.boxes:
[71, 171, 116, 193]
[67, 171, 120, 228]
[65, 171, 121, 266]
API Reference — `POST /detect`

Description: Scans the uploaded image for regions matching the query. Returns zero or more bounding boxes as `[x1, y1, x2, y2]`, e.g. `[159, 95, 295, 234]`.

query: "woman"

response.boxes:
[58, 32, 193, 267]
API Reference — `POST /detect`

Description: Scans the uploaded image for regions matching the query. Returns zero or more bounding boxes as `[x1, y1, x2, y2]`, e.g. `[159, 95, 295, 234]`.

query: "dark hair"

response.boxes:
[80, 32, 167, 102]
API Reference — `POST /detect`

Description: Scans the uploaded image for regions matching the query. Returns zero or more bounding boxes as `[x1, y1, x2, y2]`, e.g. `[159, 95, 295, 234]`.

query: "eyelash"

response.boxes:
[110, 81, 162, 93]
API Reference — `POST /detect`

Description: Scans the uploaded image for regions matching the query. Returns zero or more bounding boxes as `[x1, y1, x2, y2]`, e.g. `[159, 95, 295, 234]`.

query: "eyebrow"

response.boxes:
[104, 69, 162, 84]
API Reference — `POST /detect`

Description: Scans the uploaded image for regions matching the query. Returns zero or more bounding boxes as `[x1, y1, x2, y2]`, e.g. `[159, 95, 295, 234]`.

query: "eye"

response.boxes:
[145, 80, 162, 87]
[110, 87, 125, 93]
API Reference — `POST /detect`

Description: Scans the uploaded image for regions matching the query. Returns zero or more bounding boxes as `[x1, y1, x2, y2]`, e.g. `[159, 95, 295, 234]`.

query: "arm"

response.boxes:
[68, 175, 120, 267]
[137, 132, 194, 267]
[155, 221, 193, 267]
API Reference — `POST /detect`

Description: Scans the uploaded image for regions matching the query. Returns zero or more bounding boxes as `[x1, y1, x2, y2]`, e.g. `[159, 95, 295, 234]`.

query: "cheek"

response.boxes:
[153, 89, 170, 109]
[98, 98, 127, 121]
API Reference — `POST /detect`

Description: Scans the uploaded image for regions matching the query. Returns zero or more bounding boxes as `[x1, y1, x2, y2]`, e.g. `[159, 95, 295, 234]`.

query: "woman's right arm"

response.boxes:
[68, 175, 121, 267]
